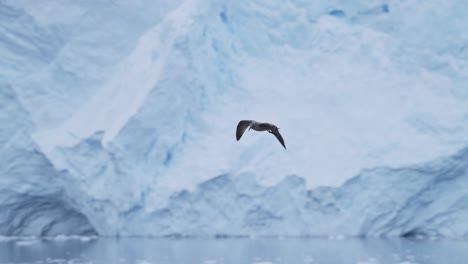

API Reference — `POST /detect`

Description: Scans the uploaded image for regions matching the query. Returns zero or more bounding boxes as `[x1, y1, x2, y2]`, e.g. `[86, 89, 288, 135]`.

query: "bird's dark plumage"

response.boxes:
[271, 129, 286, 149]
[236, 120, 254, 141]
[236, 120, 286, 149]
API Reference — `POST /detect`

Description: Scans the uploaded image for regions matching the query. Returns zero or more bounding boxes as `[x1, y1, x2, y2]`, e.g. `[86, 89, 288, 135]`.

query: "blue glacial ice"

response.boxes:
[0, 0, 468, 237]
[134, 147, 468, 237]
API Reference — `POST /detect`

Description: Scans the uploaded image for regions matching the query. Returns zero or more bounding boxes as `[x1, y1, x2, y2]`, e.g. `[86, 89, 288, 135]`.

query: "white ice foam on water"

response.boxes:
[136, 260, 153, 264]
[15, 239, 38, 247]
[49, 235, 97, 242]
[0, 236, 17, 242]
[252, 261, 274, 264]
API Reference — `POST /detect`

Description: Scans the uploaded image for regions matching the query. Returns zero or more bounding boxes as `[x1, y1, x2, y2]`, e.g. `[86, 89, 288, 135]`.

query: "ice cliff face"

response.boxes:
[1, 0, 468, 236]
[147, 147, 468, 237]
[0, 86, 96, 236]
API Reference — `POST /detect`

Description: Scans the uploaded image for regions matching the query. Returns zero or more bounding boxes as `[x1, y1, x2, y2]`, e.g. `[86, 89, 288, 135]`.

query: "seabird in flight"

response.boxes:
[236, 120, 286, 149]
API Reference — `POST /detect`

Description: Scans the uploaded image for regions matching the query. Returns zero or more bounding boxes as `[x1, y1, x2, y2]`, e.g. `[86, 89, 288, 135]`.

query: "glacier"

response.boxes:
[139, 147, 468, 237]
[1, 0, 468, 237]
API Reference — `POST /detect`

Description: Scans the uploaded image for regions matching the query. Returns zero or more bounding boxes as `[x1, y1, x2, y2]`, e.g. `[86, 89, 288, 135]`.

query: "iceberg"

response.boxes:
[0, 0, 467, 236]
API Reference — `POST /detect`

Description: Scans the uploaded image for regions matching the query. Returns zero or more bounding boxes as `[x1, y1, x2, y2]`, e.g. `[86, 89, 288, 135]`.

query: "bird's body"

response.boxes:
[236, 120, 286, 149]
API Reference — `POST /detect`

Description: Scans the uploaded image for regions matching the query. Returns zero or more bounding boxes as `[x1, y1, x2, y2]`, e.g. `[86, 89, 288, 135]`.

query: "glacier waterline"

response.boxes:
[1, 237, 468, 264]
[1, 0, 468, 237]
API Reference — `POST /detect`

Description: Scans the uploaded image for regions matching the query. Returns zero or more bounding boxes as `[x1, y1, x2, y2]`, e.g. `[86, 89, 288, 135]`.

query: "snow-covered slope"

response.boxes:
[1, 0, 468, 236]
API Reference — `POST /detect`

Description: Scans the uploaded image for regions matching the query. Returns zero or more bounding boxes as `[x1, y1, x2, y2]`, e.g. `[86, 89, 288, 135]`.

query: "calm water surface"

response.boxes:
[0, 237, 467, 264]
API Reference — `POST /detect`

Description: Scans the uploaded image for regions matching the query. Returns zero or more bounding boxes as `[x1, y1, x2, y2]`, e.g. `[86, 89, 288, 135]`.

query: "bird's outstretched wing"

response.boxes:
[272, 129, 286, 149]
[236, 120, 254, 141]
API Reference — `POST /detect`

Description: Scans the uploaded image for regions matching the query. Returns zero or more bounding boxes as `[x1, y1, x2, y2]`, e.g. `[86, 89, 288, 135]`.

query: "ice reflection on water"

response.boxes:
[0, 236, 467, 264]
